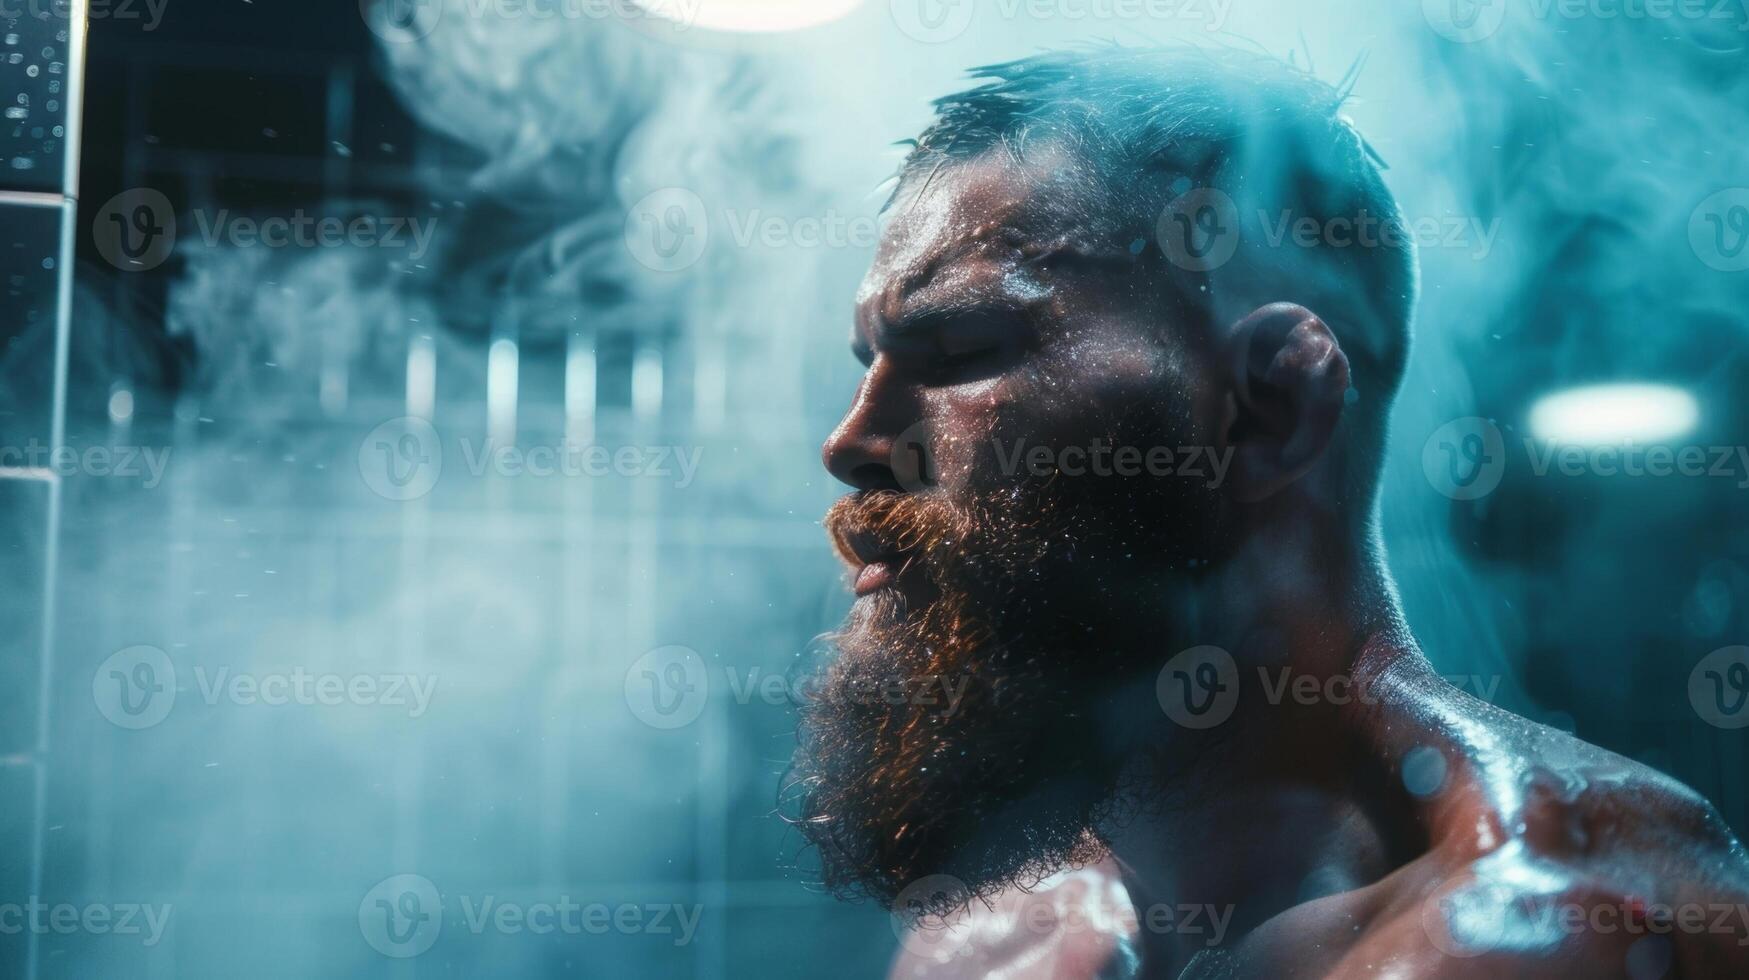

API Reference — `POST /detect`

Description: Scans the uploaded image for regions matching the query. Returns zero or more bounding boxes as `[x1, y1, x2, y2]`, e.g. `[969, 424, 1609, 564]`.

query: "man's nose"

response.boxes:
[822, 370, 909, 492]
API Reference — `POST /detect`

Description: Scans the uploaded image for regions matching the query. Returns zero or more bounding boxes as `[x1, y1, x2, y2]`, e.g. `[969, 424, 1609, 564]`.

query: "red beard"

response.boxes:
[788, 488, 1142, 915]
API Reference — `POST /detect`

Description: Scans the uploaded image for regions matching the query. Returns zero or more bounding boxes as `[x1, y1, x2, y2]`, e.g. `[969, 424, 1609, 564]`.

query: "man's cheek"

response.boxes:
[911, 384, 1029, 491]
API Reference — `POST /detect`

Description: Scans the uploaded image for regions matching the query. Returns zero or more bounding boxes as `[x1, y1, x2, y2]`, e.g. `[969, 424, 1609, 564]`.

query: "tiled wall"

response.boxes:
[0, 5, 85, 980]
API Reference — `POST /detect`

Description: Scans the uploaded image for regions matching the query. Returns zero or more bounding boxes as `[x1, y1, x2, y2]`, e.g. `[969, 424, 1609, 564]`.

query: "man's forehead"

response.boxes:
[855, 149, 1118, 327]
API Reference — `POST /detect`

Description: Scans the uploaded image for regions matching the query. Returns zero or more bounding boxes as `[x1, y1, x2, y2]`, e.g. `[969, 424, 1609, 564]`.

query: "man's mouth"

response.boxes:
[834, 527, 917, 597]
[827, 492, 942, 601]
[854, 558, 899, 596]
[846, 540, 918, 597]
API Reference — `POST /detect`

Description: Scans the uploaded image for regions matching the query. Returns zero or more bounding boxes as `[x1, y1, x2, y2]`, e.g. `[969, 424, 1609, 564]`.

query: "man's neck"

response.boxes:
[1103, 528, 1436, 973]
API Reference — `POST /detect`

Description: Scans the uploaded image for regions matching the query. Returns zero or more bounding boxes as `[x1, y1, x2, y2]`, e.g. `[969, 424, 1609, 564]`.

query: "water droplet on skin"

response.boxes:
[1403, 745, 1447, 798]
[1625, 935, 1673, 980]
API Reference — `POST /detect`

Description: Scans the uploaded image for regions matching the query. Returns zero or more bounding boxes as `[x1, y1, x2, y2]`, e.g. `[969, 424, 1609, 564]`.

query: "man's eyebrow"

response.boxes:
[850, 298, 1026, 365]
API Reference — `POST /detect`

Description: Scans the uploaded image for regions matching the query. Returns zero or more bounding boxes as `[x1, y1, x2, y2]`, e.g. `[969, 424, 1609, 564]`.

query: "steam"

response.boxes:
[33, 4, 1749, 978]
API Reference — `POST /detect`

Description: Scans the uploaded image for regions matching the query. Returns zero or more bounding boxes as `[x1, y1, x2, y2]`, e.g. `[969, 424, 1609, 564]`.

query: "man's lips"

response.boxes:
[834, 522, 915, 596]
[854, 559, 899, 596]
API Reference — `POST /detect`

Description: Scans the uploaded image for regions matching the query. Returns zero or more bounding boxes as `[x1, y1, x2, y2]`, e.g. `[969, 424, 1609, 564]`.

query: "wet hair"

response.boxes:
[894, 44, 1418, 511]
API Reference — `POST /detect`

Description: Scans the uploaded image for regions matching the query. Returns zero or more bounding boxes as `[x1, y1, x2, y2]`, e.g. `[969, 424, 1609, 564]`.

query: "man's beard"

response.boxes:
[786, 472, 1202, 916]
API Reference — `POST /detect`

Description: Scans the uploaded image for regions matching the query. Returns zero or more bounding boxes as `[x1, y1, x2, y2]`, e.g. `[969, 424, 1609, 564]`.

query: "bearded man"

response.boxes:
[784, 45, 1749, 979]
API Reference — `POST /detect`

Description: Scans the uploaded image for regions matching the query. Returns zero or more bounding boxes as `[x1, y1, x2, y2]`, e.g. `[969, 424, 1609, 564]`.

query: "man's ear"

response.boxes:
[1215, 302, 1351, 503]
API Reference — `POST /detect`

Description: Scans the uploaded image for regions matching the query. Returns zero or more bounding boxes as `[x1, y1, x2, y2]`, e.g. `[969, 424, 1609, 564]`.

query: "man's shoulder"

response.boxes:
[887, 725, 1749, 979]
[1458, 718, 1748, 888]
[1184, 725, 1749, 977]
[1335, 724, 1749, 977]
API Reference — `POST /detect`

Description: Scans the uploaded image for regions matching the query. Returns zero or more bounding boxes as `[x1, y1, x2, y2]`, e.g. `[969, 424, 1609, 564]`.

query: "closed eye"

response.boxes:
[930, 345, 1010, 384]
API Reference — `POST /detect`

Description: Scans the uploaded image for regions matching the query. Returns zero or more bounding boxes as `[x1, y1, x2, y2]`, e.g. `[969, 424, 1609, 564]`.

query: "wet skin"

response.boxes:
[822, 149, 1749, 978]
